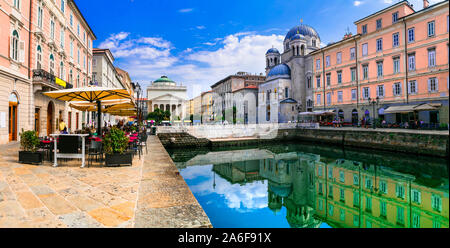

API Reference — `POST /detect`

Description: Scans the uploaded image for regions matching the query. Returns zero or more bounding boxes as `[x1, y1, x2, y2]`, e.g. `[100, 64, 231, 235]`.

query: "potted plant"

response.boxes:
[18, 130, 43, 164]
[103, 127, 132, 166]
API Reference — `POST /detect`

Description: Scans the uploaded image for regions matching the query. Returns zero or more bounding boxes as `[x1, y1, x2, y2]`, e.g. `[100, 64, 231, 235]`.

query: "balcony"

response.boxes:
[32, 69, 73, 93]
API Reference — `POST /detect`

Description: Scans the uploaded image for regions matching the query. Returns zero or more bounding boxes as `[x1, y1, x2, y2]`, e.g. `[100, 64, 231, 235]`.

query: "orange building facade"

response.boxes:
[311, 0, 449, 126]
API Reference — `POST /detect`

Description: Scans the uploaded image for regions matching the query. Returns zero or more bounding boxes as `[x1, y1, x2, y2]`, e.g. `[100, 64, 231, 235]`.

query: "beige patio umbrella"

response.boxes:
[43, 86, 132, 135]
[69, 99, 135, 112]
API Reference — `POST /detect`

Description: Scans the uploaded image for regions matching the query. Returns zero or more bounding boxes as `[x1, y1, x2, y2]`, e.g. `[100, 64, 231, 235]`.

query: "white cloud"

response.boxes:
[383, 0, 392, 3]
[178, 8, 194, 13]
[99, 31, 283, 98]
[354, 1, 363, 6]
[196, 25, 206, 30]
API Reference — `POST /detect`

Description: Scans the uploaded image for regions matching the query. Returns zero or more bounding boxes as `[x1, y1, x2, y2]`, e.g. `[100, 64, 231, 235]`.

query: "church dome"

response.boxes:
[266, 47, 280, 55]
[285, 24, 320, 41]
[153, 75, 176, 86]
[267, 64, 291, 80]
[291, 33, 304, 41]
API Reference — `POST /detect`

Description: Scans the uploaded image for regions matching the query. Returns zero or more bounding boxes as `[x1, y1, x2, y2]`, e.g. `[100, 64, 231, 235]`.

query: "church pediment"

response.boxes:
[149, 93, 185, 102]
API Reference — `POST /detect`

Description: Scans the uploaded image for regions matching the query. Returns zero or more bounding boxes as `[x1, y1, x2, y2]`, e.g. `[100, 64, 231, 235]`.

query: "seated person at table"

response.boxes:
[59, 119, 67, 134]
[61, 127, 68, 134]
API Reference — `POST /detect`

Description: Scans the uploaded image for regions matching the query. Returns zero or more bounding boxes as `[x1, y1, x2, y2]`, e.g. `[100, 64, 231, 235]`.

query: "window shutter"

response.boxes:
[414, 81, 418, 94]
[427, 79, 431, 92]
[383, 86, 386, 97]
[376, 86, 379, 97]
[399, 83, 402, 95]
[436, 78, 439, 91]
[407, 81, 411, 94]
[392, 84, 395, 96]
[19, 40, 25, 63]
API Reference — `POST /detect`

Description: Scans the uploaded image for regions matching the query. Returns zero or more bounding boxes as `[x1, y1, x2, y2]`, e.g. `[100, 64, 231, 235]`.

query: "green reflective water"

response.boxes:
[167, 142, 449, 228]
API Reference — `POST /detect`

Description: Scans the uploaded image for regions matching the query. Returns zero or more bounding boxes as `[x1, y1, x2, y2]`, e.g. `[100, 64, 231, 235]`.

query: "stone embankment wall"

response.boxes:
[158, 128, 449, 158]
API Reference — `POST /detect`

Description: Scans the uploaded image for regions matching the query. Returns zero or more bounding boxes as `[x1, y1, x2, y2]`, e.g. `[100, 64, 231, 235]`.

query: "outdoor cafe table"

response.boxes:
[50, 133, 89, 168]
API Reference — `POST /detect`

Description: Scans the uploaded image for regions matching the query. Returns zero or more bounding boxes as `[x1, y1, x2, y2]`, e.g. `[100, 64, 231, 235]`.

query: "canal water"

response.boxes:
[167, 143, 448, 228]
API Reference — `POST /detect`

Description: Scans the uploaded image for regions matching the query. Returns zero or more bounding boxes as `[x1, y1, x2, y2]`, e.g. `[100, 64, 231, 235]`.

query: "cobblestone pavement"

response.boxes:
[0, 138, 210, 228]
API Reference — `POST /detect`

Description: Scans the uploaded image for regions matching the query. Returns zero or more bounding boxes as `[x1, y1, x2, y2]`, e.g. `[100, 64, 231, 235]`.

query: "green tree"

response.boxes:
[146, 108, 171, 124]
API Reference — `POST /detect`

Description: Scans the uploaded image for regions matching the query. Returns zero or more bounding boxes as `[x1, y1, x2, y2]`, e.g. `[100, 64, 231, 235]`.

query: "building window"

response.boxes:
[408, 28, 415, 43]
[326, 56, 330, 67]
[377, 61, 383, 77]
[60, 61, 64, 79]
[351, 89, 357, 101]
[392, 12, 398, 23]
[408, 80, 418, 94]
[316, 76, 321, 88]
[393, 82, 402, 96]
[340, 209, 345, 221]
[328, 166, 333, 179]
[318, 165, 323, 177]
[50, 17, 55, 40]
[377, 85, 384, 98]
[312, 39, 316, 47]
[37, 5, 43, 29]
[350, 47, 355, 60]
[285, 87, 289, 98]
[365, 196, 372, 212]
[428, 21, 435, 37]
[318, 199, 323, 210]
[428, 48, 436, 67]
[365, 177, 372, 189]
[362, 43, 368, 56]
[396, 184, 405, 199]
[412, 213, 420, 228]
[317, 94, 321, 105]
[338, 91, 343, 103]
[362, 24, 367, 34]
[328, 204, 334, 216]
[351, 67, 356, 82]
[362, 64, 368, 80]
[412, 189, 421, 204]
[363, 87, 370, 99]
[70, 40, 73, 57]
[60, 28, 64, 48]
[393, 32, 399, 47]
[431, 194, 442, 212]
[376, 19, 382, 30]
[353, 215, 359, 227]
[339, 171, 345, 182]
[376, 38, 383, 52]
[393, 57, 400, 73]
[319, 183, 323, 194]
[379, 181, 387, 194]
[316, 59, 320, 70]
[61, 0, 65, 13]
[340, 188, 345, 202]
[408, 53, 415, 71]
[77, 24, 80, 36]
[36, 45, 42, 69]
[380, 201, 387, 217]
[397, 206, 404, 224]
[307, 76, 311, 88]
[328, 185, 333, 198]
[337, 71, 342, 84]
[326, 93, 331, 106]
[428, 77, 438, 92]
[337, 52, 342, 64]
[326, 73, 331, 86]
[353, 192, 360, 207]
[70, 14, 73, 26]
[49, 54, 55, 75]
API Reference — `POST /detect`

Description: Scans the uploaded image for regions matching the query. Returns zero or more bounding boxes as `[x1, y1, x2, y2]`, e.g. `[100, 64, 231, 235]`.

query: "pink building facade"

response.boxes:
[0, 0, 96, 144]
[311, 0, 449, 126]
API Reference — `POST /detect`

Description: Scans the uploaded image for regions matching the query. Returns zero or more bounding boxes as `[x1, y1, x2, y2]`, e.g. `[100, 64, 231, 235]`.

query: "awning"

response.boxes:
[299, 112, 315, 116]
[384, 103, 442, 114]
[384, 105, 418, 114]
[312, 110, 335, 116]
[413, 103, 441, 111]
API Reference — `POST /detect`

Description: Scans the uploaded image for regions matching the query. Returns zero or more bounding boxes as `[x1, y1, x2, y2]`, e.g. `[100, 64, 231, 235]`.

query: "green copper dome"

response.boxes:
[154, 75, 175, 84]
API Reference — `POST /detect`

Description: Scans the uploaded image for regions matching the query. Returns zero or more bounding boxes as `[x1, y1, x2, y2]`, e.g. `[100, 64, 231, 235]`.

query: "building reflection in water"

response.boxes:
[172, 145, 448, 228]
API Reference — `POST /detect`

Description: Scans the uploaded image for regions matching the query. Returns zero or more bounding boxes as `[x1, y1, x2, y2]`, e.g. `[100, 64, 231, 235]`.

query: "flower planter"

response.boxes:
[104, 152, 132, 167]
[18, 151, 43, 165]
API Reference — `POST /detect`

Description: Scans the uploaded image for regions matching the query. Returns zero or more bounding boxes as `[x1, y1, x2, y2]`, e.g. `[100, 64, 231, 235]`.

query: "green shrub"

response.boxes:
[439, 123, 448, 129]
[103, 127, 129, 154]
[19, 130, 40, 152]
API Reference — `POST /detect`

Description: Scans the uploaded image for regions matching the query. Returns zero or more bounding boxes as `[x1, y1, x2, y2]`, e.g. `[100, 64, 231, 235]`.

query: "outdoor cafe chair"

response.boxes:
[138, 132, 148, 153]
[87, 141, 103, 167]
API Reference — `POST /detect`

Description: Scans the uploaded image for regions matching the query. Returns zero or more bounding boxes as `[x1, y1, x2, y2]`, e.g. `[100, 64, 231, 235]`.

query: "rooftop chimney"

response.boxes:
[423, 0, 429, 9]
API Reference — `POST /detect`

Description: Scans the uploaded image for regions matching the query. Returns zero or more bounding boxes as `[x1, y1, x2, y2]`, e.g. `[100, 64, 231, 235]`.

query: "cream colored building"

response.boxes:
[147, 76, 187, 121]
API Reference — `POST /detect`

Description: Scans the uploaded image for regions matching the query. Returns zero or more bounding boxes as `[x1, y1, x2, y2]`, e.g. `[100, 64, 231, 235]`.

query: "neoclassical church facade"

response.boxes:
[147, 76, 187, 121]
[258, 23, 320, 123]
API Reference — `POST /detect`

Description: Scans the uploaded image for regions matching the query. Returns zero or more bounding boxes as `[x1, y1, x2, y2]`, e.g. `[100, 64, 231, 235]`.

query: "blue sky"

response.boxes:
[76, 0, 438, 98]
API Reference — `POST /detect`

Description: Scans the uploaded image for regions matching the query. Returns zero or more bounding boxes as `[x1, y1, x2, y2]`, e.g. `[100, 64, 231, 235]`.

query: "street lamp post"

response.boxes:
[368, 96, 379, 129]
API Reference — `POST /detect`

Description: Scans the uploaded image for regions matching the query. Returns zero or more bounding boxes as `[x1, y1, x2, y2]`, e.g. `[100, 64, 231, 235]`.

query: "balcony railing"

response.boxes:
[32, 69, 73, 90]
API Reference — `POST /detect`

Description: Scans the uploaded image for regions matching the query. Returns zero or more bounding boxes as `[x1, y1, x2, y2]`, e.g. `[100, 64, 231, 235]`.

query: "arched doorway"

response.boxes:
[352, 109, 358, 125]
[47, 102, 54, 136]
[9, 93, 19, 141]
[338, 109, 344, 120]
